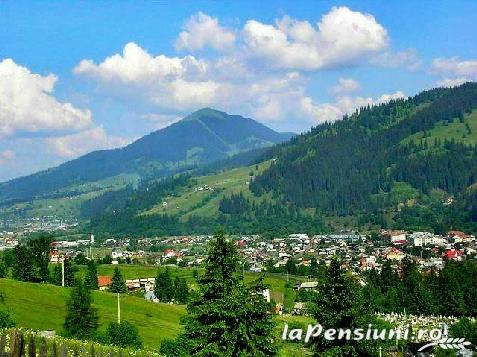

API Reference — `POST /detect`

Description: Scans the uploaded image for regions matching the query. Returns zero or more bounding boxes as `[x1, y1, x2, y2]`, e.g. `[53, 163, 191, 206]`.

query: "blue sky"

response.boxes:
[0, 0, 476, 181]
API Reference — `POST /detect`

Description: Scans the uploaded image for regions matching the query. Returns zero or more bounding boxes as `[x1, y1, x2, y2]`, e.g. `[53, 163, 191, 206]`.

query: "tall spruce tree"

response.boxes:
[110, 267, 127, 293]
[174, 276, 189, 304]
[63, 279, 99, 339]
[154, 267, 174, 302]
[12, 245, 36, 282]
[53, 258, 75, 287]
[84, 260, 99, 290]
[28, 235, 53, 282]
[311, 258, 386, 356]
[176, 231, 277, 357]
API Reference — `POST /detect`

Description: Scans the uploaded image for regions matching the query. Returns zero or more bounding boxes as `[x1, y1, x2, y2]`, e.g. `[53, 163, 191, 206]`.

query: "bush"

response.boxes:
[106, 321, 143, 349]
[0, 310, 15, 328]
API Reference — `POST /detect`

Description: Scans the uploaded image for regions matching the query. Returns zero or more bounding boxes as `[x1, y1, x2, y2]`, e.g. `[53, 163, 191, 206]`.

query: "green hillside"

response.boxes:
[0, 278, 184, 349]
[0, 108, 292, 212]
[402, 109, 477, 146]
[1, 275, 308, 355]
[142, 161, 271, 219]
[74, 264, 304, 309]
[250, 83, 477, 234]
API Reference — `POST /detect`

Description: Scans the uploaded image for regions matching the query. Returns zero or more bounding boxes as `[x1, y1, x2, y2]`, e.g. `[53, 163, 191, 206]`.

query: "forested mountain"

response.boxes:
[250, 82, 477, 232]
[0, 108, 292, 204]
[85, 83, 477, 237]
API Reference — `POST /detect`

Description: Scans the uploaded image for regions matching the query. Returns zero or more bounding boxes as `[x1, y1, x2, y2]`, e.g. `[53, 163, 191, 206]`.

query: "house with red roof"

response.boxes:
[443, 249, 464, 261]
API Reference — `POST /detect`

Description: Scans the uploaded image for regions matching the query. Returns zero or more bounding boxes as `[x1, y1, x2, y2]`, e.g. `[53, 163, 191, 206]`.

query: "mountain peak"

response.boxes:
[183, 107, 227, 122]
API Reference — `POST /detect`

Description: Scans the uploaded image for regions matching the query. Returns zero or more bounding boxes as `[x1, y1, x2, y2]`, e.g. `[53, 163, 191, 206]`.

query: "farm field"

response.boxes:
[1, 278, 313, 355]
[142, 160, 272, 219]
[75, 264, 305, 309]
[0, 278, 184, 349]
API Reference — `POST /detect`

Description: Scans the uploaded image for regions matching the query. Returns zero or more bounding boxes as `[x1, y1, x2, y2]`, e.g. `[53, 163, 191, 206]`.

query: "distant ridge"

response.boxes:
[0, 108, 293, 203]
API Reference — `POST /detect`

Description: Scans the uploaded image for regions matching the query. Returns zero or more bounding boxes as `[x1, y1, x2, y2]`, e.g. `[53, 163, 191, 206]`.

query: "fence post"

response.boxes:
[28, 335, 36, 357]
[39, 338, 48, 357]
[11, 330, 24, 357]
[60, 342, 68, 357]
[0, 332, 5, 355]
[52, 341, 58, 357]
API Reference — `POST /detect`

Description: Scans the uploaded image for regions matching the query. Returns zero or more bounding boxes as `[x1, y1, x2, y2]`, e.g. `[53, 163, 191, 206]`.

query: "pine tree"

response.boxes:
[28, 235, 53, 282]
[311, 258, 382, 356]
[84, 260, 99, 290]
[176, 231, 277, 356]
[154, 267, 174, 302]
[12, 245, 36, 282]
[53, 258, 75, 287]
[63, 279, 99, 339]
[174, 277, 189, 304]
[110, 267, 127, 293]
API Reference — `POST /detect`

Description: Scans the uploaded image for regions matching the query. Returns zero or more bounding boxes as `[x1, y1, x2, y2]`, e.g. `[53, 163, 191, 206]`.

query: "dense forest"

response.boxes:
[251, 83, 477, 232]
[84, 83, 477, 237]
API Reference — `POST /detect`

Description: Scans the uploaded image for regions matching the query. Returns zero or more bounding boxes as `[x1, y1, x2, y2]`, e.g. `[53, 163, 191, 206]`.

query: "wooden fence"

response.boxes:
[0, 329, 159, 357]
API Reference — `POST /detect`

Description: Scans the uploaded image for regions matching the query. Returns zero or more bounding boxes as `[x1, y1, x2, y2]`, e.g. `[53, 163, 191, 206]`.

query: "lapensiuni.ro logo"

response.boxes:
[281, 323, 473, 352]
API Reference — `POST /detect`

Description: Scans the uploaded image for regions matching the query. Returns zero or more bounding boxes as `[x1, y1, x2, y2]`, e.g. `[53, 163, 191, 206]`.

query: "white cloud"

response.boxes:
[175, 12, 236, 51]
[243, 6, 388, 70]
[436, 77, 469, 88]
[0, 59, 92, 136]
[74, 42, 221, 110]
[430, 57, 477, 87]
[302, 80, 405, 124]
[431, 57, 477, 78]
[371, 49, 422, 71]
[47, 126, 130, 158]
[0, 149, 14, 164]
[330, 78, 361, 96]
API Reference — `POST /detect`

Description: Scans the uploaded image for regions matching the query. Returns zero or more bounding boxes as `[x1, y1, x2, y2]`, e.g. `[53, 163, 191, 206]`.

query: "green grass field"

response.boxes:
[1, 276, 313, 354]
[142, 161, 272, 219]
[402, 109, 477, 147]
[0, 173, 138, 220]
[0, 278, 184, 349]
[75, 264, 304, 309]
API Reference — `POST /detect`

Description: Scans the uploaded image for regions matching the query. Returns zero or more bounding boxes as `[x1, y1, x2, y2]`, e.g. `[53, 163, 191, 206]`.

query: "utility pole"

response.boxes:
[61, 256, 65, 287]
[117, 293, 121, 324]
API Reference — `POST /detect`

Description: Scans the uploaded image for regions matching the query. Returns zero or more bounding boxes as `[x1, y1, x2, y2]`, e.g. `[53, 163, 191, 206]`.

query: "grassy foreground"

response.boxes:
[0, 277, 313, 355]
[0, 278, 184, 349]
[75, 264, 305, 309]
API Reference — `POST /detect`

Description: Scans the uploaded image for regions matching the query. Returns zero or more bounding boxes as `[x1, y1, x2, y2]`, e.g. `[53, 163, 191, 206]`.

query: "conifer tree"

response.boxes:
[110, 267, 127, 293]
[28, 234, 53, 282]
[12, 245, 36, 282]
[53, 258, 75, 287]
[154, 267, 174, 302]
[84, 260, 99, 290]
[311, 258, 385, 356]
[176, 231, 277, 356]
[63, 279, 99, 339]
[174, 276, 189, 304]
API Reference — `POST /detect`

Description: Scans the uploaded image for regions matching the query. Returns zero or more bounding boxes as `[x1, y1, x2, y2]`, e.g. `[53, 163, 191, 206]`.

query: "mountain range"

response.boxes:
[0, 108, 293, 204]
[84, 82, 477, 237]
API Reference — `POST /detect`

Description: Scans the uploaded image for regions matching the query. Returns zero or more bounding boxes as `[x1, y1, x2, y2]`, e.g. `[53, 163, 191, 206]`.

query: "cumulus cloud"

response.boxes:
[0, 149, 14, 164]
[46, 126, 130, 158]
[436, 77, 469, 88]
[0, 59, 92, 136]
[74, 42, 221, 110]
[431, 57, 477, 86]
[330, 78, 361, 96]
[243, 7, 388, 70]
[175, 12, 236, 51]
[302, 78, 405, 124]
[371, 48, 422, 71]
